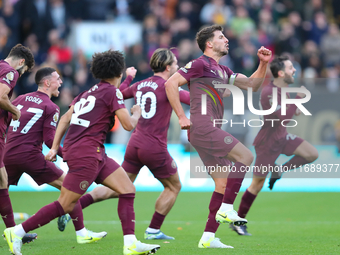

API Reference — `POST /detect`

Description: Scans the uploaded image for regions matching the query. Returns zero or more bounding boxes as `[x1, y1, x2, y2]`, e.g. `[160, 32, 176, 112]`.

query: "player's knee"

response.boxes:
[122, 183, 136, 195]
[240, 149, 254, 166]
[60, 202, 76, 214]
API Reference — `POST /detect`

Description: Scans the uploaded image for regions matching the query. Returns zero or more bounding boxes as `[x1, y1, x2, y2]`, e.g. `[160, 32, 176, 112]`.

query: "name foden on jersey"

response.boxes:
[25, 96, 43, 105]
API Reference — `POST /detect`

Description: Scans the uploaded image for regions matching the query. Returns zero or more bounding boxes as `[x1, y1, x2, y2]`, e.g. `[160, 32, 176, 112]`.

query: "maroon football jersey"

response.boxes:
[5, 91, 60, 158]
[63, 81, 126, 161]
[178, 55, 236, 131]
[122, 75, 189, 149]
[253, 82, 291, 150]
[0, 60, 19, 138]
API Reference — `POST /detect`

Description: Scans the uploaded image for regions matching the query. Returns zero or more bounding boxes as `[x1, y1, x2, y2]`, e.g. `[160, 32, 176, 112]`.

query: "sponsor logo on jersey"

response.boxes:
[3, 71, 14, 84]
[210, 70, 216, 75]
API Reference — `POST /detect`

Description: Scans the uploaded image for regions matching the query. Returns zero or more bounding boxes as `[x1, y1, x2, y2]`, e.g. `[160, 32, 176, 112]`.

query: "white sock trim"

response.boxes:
[124, 234, 137, 246]
[220, 203, 233, 212]
[146, 227, 159, 233]
[201, 232, 215, 242]
[14, 224, 26, 238]
[76, 227, 87, 237]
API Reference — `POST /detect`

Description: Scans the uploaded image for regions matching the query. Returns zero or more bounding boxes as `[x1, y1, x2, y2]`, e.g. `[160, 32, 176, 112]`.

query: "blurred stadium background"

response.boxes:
[1, 0, 340, 192]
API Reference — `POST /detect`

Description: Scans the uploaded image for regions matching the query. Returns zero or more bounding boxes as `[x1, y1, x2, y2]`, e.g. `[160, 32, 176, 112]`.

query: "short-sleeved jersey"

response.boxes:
[178, 55, 236, 131]
[0, 60, 19, 138]
[122, 75, 189, 150]
[63, 82, 126, 161]
[253, 82, 290, 149]
[5, 91, 60, 158]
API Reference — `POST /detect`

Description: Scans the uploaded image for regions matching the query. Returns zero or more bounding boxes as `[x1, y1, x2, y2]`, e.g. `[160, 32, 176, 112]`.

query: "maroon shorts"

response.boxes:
[122, 146, 177, 179]
[254, 134, 304, 177]
[190, 127, 239, 159]
[5, 153, 64, 186]
[190, 127, 237, 175]
[195, 147, 232, 176]
[63, 154, 120, 195]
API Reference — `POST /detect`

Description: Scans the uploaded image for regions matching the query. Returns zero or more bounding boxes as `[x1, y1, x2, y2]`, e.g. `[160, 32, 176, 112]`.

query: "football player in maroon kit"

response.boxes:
[233, 56, 318, 236]
[4, 67, 107, 244]
[4, 50, 160, 255]
[165, 24, 272, 248]
[0, 44, 36, 244]
[72, 48, 190, 240]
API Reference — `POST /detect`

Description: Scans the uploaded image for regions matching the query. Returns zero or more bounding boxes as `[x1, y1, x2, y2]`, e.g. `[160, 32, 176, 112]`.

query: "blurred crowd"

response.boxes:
[0, 0, 339, 144]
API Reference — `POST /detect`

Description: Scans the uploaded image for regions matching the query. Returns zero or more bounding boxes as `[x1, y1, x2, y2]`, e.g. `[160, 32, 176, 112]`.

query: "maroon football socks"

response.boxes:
[0, 189, 15, 227]
[149, 211, 165, 230]
[69, 200, 85, 231]
[118, 193, 135, 235]
[79, 193, 94, 210]
[204, 191, 223, 233]
[222, 162, 247, 204]
[238, 189, 257, 218]
[22, 201, 64, 233]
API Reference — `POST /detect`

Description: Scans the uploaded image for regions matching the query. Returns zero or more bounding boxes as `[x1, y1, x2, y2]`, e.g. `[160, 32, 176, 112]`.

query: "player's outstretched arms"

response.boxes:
[0, 83, 20, 120]
[116, 105, 141, 131]
[45, 106, 73, 162]
[165, 73, 190, 129]
[234, 46, 272, 92]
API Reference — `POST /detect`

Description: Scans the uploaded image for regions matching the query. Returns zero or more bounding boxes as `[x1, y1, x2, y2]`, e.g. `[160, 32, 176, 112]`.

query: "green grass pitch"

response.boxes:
[1, 191, 339, 254]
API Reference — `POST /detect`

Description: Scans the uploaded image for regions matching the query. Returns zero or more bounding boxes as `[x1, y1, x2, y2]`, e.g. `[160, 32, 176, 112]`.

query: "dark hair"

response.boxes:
[35, 67, 56, 85]
[270, 56, 290, 78]
[8, 44, 35, 72]
[150, 48, 175, 73]
[90, 50, 125, 79]
[196, 25, 223, 52]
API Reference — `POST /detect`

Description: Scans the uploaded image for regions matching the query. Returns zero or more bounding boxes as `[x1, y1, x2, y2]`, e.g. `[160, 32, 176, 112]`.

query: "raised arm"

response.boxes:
[45, 106, 73, 161]
[119, 67, 137, 91]
[234, 46, 272, 92]
[115, 105, 141, 131]
[165, 72, 190, 129]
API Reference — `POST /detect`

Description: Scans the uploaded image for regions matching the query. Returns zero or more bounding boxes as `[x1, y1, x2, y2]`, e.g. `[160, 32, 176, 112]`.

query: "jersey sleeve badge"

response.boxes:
[53, 112, 59, 122]
[185, 62, 192, 69]
[116, 89, 123, 100]
[3, 71, 14, 84]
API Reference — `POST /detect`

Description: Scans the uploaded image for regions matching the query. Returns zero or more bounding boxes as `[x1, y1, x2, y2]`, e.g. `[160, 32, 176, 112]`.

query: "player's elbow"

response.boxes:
[121, 120, 134, 132]
[249, 79, 259, 92]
